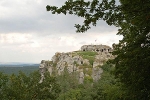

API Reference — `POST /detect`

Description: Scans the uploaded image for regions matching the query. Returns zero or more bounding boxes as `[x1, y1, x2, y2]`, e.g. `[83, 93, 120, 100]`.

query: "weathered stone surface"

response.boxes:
[72, 55, 84, 65]
[39, 60, 46, 83]
[81, 45, 113, 53]
[79, 71, 84, 84]
[92, 67, 103, 82]
[48, 66, 53, 76]
[83, 59, 90, 65]
[39, 44, 114, 84]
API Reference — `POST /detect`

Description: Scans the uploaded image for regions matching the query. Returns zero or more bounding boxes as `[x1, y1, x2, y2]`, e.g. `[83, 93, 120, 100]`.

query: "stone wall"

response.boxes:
[81, 45, 113, 53]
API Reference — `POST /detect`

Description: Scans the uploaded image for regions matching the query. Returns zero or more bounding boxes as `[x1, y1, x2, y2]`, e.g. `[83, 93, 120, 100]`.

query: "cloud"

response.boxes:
[0, 0, 122, 63]
[0, 0, 117, 35]
[0, 33, 32, 44]
[0, 32, 122, 62]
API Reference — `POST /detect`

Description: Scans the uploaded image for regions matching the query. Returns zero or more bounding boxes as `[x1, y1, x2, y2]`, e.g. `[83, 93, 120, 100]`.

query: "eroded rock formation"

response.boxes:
[39, 60, 46, 83]
[39, 45, 114, 84]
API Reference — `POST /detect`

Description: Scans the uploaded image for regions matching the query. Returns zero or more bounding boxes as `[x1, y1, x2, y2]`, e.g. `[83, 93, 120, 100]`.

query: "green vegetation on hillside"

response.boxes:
[76, 51, 98, 56]
[0, 63, 125, 100]
[1, 0, 149, 99]
[0, 66, 38, 75]
[55, 63, 125, 100]
[46, 0, 150, 99]
[0, 71, 61, 100]
[76, 51, 97, 65]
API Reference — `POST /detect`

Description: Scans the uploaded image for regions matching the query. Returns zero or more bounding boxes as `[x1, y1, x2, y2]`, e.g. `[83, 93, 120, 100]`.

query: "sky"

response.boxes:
[0, 0, 122, 63]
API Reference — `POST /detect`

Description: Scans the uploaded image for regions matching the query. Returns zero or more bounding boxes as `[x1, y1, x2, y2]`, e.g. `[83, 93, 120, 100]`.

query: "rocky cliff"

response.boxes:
[39, 45, 114, 84]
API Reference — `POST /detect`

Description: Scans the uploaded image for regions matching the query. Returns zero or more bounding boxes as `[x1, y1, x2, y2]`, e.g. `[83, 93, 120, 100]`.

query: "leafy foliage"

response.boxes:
[91, 64, 126, 100]
[111, 1, 150, 99]
[0, 63, 124, 100]
[0, 72, 8, 99]
[1, 0, 150, 99]
[46, 0, 150, 99]
[46, 0, 120, 32]
[0, 71, 61, 100]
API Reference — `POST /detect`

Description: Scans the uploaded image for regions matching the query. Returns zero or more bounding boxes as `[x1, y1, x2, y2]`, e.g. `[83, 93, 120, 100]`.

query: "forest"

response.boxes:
[0, 66, 39, 75]
[0, 0, 150, 99]
[46, 0, 150, 99]
[0, 63, 126, 100]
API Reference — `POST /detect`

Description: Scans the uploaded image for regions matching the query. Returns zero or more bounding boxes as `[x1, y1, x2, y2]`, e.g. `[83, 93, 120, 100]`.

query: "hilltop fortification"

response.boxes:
[39, 45, 114, 83]
[81, 45, 113, 52]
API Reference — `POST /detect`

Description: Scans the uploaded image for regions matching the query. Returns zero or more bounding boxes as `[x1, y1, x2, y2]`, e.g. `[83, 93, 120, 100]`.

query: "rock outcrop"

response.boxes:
[39, 45, 114, 84]
[81, 45, 113, 52]
[39, 60, 46, 83]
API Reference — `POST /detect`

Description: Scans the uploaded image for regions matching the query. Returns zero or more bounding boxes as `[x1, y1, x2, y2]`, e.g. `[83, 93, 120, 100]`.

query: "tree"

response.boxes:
[0, 71, 61, 100]
[0, 72, 8, 99]
[111, 1, 150, 99]
[46, 0, 150, 99]
[91, 64, 125, 100]
[46, 0, 121, 32]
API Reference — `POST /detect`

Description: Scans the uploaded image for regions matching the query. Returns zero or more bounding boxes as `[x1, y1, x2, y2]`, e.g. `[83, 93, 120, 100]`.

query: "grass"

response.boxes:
[83, 68, 92, 76]
[76, 51, 98, 56]
[76, 51, 98, 65]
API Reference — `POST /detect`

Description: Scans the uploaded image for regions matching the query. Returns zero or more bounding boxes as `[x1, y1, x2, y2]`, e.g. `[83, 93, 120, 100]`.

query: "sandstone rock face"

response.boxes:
[39, 45, 114, 83]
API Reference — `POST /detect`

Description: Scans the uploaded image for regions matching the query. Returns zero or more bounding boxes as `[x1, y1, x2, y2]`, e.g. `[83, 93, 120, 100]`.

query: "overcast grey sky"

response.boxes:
[0, 0, 122, 63]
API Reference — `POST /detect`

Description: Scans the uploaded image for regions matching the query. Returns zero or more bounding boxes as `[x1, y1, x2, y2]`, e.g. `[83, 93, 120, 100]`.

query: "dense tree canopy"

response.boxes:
[46, 0, 150, 99]
[0, 71, 61, 100]
[0, 63, 122, 100]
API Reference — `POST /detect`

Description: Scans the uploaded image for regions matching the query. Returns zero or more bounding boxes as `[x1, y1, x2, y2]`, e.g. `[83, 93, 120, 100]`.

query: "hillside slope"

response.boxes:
[39, 45, 114, 84]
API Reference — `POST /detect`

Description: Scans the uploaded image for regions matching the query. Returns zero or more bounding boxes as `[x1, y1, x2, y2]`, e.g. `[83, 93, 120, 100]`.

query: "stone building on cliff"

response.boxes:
[39, 44, 114, 84]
